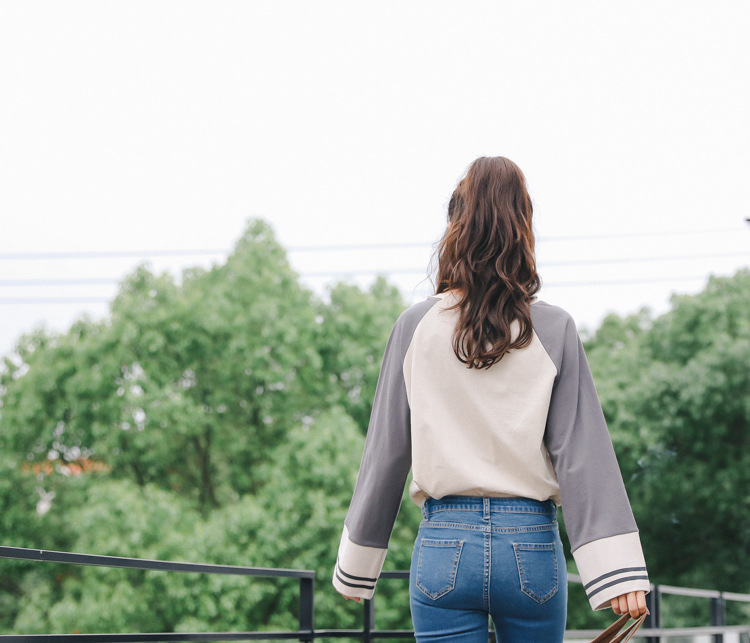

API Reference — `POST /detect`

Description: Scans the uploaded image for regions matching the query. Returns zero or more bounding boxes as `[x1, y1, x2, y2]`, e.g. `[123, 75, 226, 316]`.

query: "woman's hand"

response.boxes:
[337, 591, 361, 603]
[611, 590, 647, 619]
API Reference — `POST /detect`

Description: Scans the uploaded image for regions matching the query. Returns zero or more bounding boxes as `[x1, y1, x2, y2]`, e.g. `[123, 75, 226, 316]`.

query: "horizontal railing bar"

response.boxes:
[657, 583, 722, 599]
[0, 632, 318, 642]
[0, 547, 314, 579]
[567, 626, 750, 638]
[8, 627, 748, 643]
[655, 626, 750, 635]
[319, 625, 750, 640]
[0, 633, 314, 642]
[314, 629, 415, 639]
[723, 591, 750, 603]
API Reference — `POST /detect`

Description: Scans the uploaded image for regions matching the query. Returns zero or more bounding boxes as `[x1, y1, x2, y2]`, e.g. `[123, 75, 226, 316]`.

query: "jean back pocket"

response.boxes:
[416, 537, 464, 600]
[513, 541, 559, 603]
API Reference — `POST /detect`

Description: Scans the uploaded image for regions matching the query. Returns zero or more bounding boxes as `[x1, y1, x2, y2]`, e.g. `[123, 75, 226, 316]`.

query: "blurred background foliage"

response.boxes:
[0, 218, 748, 637]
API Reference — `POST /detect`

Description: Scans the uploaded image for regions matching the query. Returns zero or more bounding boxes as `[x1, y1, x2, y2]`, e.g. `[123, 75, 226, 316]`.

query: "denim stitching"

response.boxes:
[424, 511, 558, 527]
[513, 542, 559, 604]
[419, 522, 558, 534]
[485, 530, 491, 611]
[416, 538, 464, 600]
[426, 505, 555, 516]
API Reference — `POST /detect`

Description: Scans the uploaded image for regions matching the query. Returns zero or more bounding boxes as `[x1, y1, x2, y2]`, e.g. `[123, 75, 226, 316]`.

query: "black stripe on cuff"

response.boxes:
[587, 575, 650, 599]
[336, 557, 377, 583]
[335, 569, 375, 590]
[583, 567, 648, 591]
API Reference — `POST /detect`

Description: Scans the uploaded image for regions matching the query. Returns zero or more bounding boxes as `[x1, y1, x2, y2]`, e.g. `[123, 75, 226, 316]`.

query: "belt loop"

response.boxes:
[421, 501, 429, 522]
[483, 497, 490, 521]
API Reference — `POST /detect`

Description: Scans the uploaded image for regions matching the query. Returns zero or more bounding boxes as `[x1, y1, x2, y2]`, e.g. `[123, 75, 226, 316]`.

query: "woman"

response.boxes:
[332, 156, 650, 641]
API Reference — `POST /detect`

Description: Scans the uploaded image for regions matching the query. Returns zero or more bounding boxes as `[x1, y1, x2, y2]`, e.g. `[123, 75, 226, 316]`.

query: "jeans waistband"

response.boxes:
[422, 495, 557, 520]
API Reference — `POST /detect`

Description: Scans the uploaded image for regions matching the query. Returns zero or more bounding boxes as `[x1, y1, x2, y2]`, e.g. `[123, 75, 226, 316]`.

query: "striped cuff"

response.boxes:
[331, 524, 387, 600]
[572, 531, 651, 611]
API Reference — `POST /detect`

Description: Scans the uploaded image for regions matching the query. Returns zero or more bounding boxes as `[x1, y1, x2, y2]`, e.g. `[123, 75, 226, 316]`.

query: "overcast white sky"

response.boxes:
[1, 1, 749, 361]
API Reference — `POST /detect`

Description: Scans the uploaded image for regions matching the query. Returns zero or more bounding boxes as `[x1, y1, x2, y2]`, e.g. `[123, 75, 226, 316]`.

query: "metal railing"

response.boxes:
[1, 546, 749, 642]
[0, 546, 315, 642]
[564, 573, 750, 642]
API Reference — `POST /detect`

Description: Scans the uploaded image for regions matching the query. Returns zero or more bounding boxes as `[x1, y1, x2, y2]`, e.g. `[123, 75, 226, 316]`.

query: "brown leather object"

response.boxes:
[590, 611, 647, 643]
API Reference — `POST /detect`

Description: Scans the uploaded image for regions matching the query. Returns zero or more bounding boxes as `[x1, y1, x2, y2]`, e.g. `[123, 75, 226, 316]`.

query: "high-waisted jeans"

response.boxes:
[409, 495, 567, 642]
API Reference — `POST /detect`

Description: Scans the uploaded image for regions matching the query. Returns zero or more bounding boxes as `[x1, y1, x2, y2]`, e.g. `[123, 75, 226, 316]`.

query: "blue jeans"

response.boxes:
[409, 495, 567, 642]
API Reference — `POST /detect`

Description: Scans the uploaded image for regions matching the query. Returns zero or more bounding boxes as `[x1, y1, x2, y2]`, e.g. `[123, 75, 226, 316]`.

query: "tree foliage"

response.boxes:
[614, 270, 750, 594]
[0, 221, 748, 634]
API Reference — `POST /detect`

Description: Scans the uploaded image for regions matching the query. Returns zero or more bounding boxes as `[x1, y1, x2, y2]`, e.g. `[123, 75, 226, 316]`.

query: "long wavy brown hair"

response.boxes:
[432, 156, 542, 369]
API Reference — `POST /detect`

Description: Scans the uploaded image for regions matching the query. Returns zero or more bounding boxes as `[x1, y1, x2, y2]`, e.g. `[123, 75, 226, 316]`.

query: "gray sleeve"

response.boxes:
[542, 312, 650, 609]
[544, 313, 638, 549]
[344, 313, 414, 548]
[332, 298, 438, 600]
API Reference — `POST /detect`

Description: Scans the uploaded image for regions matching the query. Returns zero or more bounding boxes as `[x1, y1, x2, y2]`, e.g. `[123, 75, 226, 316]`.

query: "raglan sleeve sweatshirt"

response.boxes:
[332, 293, 650, 610]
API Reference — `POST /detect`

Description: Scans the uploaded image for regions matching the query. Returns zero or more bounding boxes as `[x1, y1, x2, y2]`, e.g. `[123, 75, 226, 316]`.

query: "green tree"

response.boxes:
[553, 269, 750, 629]
[2, 218, 748, 637]
[0, 220, 330, 512]
[0, 218, 410, 636]
[621, 269, 750, 594]
[580, 269, 750, 594]
[314, 277, 406, 430]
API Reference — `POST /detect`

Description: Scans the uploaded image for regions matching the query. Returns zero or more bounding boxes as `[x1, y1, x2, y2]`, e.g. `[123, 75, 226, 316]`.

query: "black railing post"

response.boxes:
[299, 577, 314, 642]
[711, 592, 726, 643]
[363, 598, 375, 643]
[644, 584, 661, 643]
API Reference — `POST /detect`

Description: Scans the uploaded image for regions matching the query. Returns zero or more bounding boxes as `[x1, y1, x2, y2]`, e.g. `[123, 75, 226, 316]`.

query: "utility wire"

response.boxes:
[0, 278, 119, 287]
[0, 227, 744, 261]
[1, 251, 746, 287]
[0, 249, 230, 261]
[0, 297, 113, 304]
[303, 251, 746, 277]
[0, 275, 720, 304]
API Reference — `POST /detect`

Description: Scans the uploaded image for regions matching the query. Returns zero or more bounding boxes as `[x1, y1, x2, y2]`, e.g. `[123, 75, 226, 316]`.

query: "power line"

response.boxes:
[543, 275, 710, 287]
[0, 249, 230, 261]
[540, 250, 748, 268]
[0, 275, 720, 305]
[536, 227, 741, 242]
[290, 227, 740, 249]
[1, 251, 746, 287]
[0, 226, 744, 261]
[0, 278, 120, 287]
[0, 297, 112, 305]
[302, 251, 748, 277]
